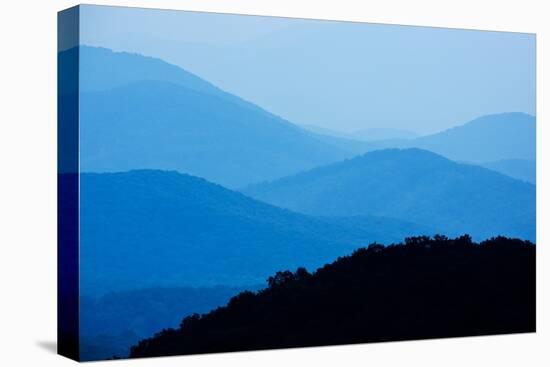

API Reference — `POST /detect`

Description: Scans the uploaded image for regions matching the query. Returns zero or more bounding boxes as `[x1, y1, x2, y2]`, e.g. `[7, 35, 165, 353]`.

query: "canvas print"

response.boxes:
[58, 5, 536, 362]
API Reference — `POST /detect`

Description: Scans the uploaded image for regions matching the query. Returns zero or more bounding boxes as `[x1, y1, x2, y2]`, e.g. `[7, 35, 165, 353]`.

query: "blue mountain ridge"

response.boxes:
[244, 148, 535, 241]
[60, 46, 371, 188]
[369, 112, 535, 163]
[307, 112, 536, 166]
[65, 47, 536, 186]
[481, 158, 535, 184]
[77, 169, 436, 296]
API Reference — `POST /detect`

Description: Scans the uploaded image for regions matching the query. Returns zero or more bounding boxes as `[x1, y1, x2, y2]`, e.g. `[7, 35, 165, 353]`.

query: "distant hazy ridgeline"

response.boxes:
[68, 46, 536, 188]
[68, 46, 372, 188]
[307, 112, 536, 179]
[393, 112, 535, 163]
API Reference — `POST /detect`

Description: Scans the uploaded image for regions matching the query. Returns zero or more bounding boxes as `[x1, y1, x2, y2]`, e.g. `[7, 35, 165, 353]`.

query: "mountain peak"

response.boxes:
[356, 147, 450, 161]
[75, 45, 220, 95]
[381, 112, 537, 163]
[450, 112, 535, 131]
[244, 147, 535, 241]
[72, 46, 355, 188]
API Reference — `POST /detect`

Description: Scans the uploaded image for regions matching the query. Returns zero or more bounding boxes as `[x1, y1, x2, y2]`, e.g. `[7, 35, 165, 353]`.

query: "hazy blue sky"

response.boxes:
[79, 5, 535, 134]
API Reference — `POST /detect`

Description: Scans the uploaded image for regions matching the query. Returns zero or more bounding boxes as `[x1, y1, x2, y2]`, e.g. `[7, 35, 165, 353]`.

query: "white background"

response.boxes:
[0, 0, 547, 365]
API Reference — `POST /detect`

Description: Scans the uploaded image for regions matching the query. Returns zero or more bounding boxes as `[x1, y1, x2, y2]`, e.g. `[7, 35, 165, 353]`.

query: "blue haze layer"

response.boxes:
[78, 4, 535, 134]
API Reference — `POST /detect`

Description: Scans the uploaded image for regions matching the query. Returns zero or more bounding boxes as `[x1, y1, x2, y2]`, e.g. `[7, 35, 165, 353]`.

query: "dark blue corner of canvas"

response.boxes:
[58, 5, 80, 362]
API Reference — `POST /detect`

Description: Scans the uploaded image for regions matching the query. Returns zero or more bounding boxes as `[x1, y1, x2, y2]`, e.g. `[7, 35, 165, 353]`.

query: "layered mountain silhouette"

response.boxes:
[64, 47, 536, 188]
[77, 170, 434, 295]
[302, 113, 535, 172]
[74, 46, 274, 114]
[244, 148, 535, 241]
[61, 45, 536, 361]
[61, 46, 225, 95]
[130, 235, 535, 358]
[66, 46, 366, 188]
[371, 113, 535, 163]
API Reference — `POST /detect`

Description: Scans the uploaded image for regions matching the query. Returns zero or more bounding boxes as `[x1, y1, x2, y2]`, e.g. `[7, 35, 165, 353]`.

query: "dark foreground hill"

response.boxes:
[77, 170, 433, 295]
[244, 148, 535, 241]
[130, 235, 535, 358]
